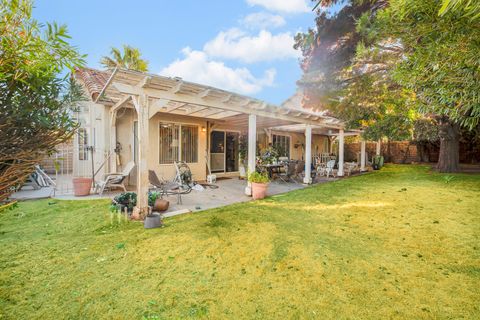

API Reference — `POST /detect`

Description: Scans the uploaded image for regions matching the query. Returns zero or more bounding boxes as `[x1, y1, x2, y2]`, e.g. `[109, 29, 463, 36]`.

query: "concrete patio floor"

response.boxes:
[11, 175, 339, 216]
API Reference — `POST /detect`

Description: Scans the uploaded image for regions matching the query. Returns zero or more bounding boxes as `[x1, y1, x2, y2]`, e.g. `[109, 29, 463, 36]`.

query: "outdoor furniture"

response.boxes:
[294, 160, 305, 181]
[344, 162, 359, 176]
[259, 163, 284, 179]
[325, 160, 337, 178]
[174, 161, 194, 187]
[148, 170, 191, 205]
[278, 161, 297, 183]
[95, 161, 135, 196]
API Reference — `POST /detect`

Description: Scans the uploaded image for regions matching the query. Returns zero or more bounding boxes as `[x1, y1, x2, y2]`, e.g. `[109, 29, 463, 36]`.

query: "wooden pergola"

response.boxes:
[96, 68, 359, 212]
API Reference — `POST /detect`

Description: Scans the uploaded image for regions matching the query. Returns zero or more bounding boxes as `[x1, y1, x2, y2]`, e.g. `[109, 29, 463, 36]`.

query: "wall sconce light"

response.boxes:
[201, 126, 206, 132]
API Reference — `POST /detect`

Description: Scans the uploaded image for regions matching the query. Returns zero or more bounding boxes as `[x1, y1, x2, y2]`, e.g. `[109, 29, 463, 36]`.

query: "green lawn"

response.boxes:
[1, 165, 479, 319]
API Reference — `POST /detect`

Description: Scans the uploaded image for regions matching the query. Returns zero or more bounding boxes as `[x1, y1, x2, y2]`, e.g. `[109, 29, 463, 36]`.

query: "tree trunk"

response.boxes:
[437, 118, 460, 173]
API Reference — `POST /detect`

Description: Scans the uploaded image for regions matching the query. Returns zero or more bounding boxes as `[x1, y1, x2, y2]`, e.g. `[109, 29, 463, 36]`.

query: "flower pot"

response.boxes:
[144, 213, 162, 229]
[251, 182, 268, 200]
[153, 198, 169, 212]
[72, 177, 92, 196]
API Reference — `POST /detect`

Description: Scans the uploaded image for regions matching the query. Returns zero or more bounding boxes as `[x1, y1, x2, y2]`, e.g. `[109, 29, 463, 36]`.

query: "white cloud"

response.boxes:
[160, 48, 276, 95]
[203, 28, 300, 63]
[241, 12, 286, 29]
[246, 0, 310, 13]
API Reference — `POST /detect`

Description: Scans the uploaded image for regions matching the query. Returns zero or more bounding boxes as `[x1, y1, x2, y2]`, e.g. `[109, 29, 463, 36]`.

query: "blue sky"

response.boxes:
[33, 0, 318, 105]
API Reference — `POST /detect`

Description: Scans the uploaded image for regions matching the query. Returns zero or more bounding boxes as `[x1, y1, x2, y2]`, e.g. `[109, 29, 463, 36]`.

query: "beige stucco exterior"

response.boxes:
[73, 102, 331, 185]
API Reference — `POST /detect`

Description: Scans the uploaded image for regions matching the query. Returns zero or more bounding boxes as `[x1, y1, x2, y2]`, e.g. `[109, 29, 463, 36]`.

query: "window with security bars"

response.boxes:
[159, 123, 198, 164]
[78, 128, 88, 160]
[272, 134, 290, 158]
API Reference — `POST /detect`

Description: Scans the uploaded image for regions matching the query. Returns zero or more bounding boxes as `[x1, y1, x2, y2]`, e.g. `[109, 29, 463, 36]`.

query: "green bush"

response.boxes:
[248, 171, 269, 184]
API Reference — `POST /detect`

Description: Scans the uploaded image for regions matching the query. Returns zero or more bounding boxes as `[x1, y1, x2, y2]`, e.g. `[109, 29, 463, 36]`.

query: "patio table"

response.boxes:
[259, 164, 284, 179]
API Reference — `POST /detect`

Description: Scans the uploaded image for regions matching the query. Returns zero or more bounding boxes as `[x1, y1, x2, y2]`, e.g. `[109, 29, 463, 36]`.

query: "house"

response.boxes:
[72, 67, 363, 211]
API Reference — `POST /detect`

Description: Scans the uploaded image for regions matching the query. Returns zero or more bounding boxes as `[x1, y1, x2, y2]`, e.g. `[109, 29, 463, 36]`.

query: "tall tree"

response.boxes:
[100, 45, 149, 72]
[366, 0, 480, 172]
[299, 0, 480, 172]
[0, 0, 85, 203]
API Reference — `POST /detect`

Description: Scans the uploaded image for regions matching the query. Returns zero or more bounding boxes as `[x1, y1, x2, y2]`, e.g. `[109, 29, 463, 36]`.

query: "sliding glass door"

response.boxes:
[210, 131, 239, 173]
[210, 131, 225, 173]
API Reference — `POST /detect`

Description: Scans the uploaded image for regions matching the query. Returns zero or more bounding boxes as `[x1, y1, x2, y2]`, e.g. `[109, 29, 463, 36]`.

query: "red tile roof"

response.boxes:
[74, 67, 112, 101]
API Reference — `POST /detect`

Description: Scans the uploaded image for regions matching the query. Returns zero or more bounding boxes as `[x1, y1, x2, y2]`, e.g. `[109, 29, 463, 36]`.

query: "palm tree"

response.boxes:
[100, 45, 149, 72]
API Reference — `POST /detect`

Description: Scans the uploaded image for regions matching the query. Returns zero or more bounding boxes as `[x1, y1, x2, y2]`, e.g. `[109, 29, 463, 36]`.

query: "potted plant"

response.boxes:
[112, 192, 137, 213]
[238, 135, 248, 179]
[372, 155, 384, 170]
[144, 191, 165, 229]
[72, 176, 92, 196]
[248, 171, 270, 200]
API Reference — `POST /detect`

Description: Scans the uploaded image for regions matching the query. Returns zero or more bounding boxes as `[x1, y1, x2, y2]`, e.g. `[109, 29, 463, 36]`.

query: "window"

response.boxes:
[159, 123, 198, 164]
[272, 134, 290, 158]
[78, 128, 88, 160]
[181, 125, 198, 163]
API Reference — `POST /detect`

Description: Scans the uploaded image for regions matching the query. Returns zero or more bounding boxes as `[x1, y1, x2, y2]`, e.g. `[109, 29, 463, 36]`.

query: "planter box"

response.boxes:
[144, 213, 162, 229]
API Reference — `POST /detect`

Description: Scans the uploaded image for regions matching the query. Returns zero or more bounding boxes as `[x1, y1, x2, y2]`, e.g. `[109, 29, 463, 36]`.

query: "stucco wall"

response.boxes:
[74, 102, 334, 185]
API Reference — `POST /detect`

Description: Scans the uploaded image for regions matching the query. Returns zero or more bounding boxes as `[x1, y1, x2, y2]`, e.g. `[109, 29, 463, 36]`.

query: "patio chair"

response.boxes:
[95, 161, 135, 196]
[148, 170, 191, 204]
[294, 160, 305, 181]
[325, 160, 337, 178]
[345, 162, 359, 176]
[173, 161, 194, 187]
[278, 161, 297, 183]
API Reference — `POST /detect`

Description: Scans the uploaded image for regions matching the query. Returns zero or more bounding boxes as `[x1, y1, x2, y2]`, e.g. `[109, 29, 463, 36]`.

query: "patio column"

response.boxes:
[109, 111, 117, 173]
[303, 125, 312, 184]
[338, 129, 345, 177]
[134, 94, 150, 213]
[376, 139, 381, 156]
[245, 114, 256, 196]
[360, 140, 366, 172]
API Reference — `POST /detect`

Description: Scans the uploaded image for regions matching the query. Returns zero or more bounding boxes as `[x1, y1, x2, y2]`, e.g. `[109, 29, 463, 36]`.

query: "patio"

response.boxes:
[12, 174, 340, 217]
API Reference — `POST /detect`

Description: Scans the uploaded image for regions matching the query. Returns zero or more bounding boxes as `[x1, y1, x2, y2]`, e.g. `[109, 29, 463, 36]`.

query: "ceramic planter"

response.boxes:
[251, 182, 268, 200]
[72, 177, 92, 196]
[153, 198, 169, 212]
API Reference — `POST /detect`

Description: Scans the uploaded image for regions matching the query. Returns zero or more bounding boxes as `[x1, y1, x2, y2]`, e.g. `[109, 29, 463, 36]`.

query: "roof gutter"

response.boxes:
[94, 66, 119, 103]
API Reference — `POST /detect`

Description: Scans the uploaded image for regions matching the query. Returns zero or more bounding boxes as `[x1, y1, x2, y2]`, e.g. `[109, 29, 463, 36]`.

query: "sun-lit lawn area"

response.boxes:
[0, 165, 479, 319]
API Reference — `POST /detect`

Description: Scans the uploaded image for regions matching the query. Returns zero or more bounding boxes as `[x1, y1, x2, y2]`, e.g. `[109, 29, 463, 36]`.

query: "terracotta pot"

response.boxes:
[153, 199, 169, 212]
[251, 182, 268, 200]
[72, 177, 92, 196]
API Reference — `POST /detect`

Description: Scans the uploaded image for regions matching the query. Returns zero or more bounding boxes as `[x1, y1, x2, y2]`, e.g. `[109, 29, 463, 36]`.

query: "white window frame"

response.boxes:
[159, 122, 199, 165]
[77, 127, 89, 161]
[272, 133, 291, 158]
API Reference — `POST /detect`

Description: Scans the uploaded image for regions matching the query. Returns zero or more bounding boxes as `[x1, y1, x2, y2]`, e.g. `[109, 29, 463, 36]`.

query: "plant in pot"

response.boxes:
[112, 192, 137, 213]
[238, 134, 248, 179]
[248, 171, 270, 200]
[372, 155, 385, 170]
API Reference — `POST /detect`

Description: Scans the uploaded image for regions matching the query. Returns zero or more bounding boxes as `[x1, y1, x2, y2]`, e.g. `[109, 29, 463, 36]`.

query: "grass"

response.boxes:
[0, 165, 479, 319]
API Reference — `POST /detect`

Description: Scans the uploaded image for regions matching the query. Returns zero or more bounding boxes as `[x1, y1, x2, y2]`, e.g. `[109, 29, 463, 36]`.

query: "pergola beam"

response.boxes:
[198, 89, 211, 98]
[171, 81, 184, 93]
[111, 82, 343, 128]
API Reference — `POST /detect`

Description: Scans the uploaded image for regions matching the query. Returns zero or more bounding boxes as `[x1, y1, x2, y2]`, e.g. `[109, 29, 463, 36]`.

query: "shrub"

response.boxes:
[248, 171, 269, 184]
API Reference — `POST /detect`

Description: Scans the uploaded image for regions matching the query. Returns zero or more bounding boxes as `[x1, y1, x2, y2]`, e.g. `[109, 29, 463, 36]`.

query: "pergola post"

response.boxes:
[109, 111, 117, 173]
[360, 140, 366, 172]
[303, 125, 312, 184]
[376, 139, 381, 156]
[245, 114, 257, 196]
[338, 129, 345, 177]
[133, 94, 150, 213]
